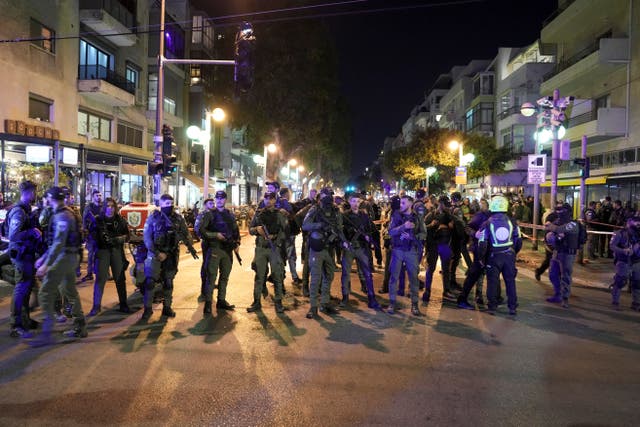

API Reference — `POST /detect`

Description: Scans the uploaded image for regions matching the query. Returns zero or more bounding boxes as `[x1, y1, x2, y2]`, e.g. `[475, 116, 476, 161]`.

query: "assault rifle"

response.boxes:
[316, 210, 352, 252]
[342, 212, 380, 252]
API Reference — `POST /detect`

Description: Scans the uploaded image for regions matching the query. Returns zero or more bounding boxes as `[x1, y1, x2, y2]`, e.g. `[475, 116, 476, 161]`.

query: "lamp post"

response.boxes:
[425, 166, 436, 196]
[262, 143, 277, 192]
[296, 164, 305, 199]
[448, 139, 475, 191]
[521, 101, 541, 250]
[287, 158, 297, 187]
[186, 107, 225, 201]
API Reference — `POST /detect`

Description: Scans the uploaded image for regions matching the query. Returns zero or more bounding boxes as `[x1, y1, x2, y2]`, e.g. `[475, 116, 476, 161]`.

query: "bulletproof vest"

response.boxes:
[209, 209, 236, 248]
[6, 203, 33, 239]
[95, 215, 124, 249]
[487, 213, 514, 249]
[343, 211, 367, 245]
[390, 212, 417, 250]
[258, 209, 281, 236]
[558, 220, 580, 251]
[150, 211, 177, 250]
[618, 229, 640, 263]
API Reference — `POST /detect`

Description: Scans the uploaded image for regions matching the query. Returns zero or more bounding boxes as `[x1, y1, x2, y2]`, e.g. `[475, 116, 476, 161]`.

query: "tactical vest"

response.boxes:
[208, 209, 235, 249]
[48, 206, 82, 249]
[150, 211, 177, 251]
[343, 211, 369, 247]
[309, 206, 339, 251]
[487, 214, 514, 250]
[613, 229, 640, 263]
[390, 212, 418, 250]
[256, 208, 281, 247]
[557, 220, 580, 252]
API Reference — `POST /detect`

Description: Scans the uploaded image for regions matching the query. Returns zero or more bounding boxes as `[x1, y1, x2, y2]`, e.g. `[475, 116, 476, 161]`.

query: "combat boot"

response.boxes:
[118, 303, 131, 314]
[611, 286, 621, 306]
[275, 300, 285, 313]
[246, 301, 262, 313]
[411, 303, 422, 316]
[88, 305, 101, 317]
[63, 319, 88, 338]
[422, 288, 431, 305]
[203, 301, 212, 314]
[367, 294, 382, 310]
[320, 304, 339, 315]
[302, 283, 310, 297]
[216, 300, 236, 311]
[9, 327, 33, 339]
[141, 308, 153, 320]
[338, 295, 349, 308]
[387, 300, 396, 315]
[162, 306, 176, 317]
[305, 306, 318, 319]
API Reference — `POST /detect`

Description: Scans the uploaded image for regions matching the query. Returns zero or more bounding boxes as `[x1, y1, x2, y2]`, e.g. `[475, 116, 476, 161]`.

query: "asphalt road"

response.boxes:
[0, 236, 638, 427]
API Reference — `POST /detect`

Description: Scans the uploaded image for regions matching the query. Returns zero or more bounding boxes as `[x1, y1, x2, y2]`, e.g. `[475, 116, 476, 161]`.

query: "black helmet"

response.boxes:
[320, 187, 334, 197]
[450, 192, 462, 204]
[415, 189, 426, 199]
[438, 195, 451, 208]
[46, 186, 66, 201]
[554, 203, 572, 223]
[390, 195, 401, 211]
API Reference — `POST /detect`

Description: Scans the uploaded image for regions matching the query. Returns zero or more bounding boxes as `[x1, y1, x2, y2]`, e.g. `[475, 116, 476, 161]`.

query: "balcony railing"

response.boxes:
[80, 0, 135, 31]
[568, 110, 597, 127]
[78, 64, 135, 94]
[542, 0, 577, 27]
[497, 105, 521, 121]
[545, 39, 600, 79]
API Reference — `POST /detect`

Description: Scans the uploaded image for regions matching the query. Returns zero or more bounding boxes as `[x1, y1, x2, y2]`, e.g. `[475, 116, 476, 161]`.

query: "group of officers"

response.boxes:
[6, 178, 639, 346]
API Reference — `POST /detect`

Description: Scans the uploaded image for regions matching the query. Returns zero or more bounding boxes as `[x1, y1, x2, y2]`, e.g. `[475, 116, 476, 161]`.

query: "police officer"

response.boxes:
[423, 195, 456, 302]
[32, 186, 87, 345]
[387, 195, 426, 316]
[7, 181, 42, 338]
[302, 187, 344, 318]
[295, 189, 318, 297]
[340, 192, 382, 310]
[545, 203, 579, 308]
[247, 192, 288, 313]
[87, 197, 130, 316]
[198, 191, 239, 314]
[450, 192, 472, 291]
[609, 215, 640, 311]
[194, 198, 214, 301]
[81, 189, 103, 282]
[379, 195, 401, 294]
[142, 194, 199, 320]
[457, 198, 491, 309]
[477, 195, 522, 315]
[584, 201, 598, 260]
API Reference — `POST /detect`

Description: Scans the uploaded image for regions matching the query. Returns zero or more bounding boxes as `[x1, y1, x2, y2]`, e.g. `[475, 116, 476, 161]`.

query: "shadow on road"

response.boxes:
[188, 311, 237, 344]
[433, 319, 502, 346]
[317, 315, 389, 353]
[110, 316, 169, 352]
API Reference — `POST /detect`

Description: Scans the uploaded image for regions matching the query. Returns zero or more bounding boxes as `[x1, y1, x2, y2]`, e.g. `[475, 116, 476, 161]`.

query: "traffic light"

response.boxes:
[234, 22, 256, 96]
[573, 157, 590, 178]
[162, 124, 177, 177]
[148, 162, 163, 176]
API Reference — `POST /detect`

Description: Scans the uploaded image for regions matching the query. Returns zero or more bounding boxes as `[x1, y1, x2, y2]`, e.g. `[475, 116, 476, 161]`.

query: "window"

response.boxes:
[117, 123, 143, 148]
[29, 94, 52, 122]
[30, 19, 55, 53]
[78, 110, 111, 141]
[595, 94, 609, 111]
[125, 64, 139, 89]
[79, 39, 112, 80]
[165, 16, 185, 59]
[619, 149, 636, 164]
[164, 98, 176, 116]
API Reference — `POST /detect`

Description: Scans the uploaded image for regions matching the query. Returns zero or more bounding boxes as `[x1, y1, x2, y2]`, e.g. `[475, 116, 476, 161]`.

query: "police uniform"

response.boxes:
[477, 196, 522, 315]
[457, 207, 491, 309]
[302, 189, 343, 317]
[609, 216, 640, 310]
[583, 205, 598, 260]
[388, 204, 426, 315]
[88, 207, 130, 315]
[295, 198, 316, 297]
[8, 182, 42, 337]
[199, 191, 240, 314]
[142, 201, 198, 318]
[34, 187, 87, 345]
[424, 197, 456, 301]
[546, 204, 579, 307]
[194, 201, 212, 299]
[82, 197, 102, 281]
[340, 206, 381, 310]
[247, 195, 288, 313]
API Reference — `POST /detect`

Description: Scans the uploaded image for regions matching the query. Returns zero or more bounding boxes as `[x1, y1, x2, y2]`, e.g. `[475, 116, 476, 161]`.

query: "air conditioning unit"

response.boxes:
[135, 89, 145, 106]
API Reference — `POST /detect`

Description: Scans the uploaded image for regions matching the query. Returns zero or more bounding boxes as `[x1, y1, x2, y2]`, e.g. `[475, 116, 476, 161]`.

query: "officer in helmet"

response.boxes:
[32, 186, 87, 345]
[302, 187, 344, 318]
[477, 195, 522, 315]
[379, 195, 401, 294]
[545, 203, 579, 308]
[247, 191, 288, 313]
[609, 215, 640, 311]
[423, 195, 456, 302]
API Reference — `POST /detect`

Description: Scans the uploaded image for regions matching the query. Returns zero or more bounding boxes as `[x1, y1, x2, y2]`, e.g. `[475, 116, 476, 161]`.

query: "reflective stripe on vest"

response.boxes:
[489, 220, 513, 248]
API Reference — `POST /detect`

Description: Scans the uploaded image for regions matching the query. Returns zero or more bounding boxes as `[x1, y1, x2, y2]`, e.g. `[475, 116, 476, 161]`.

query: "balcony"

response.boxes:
[564, 107, 626, 143]
[541, 38, 629, 95]
[79, 0, 137, 46]
[77, 65, 135, 107]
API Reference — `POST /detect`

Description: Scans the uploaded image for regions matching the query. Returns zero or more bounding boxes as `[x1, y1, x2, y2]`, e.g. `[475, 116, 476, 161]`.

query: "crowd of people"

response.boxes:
[3, 178, 640, 347]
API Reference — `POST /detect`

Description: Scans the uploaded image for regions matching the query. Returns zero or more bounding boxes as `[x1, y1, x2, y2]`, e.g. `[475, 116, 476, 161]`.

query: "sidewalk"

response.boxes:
[515, 244, 613, 291]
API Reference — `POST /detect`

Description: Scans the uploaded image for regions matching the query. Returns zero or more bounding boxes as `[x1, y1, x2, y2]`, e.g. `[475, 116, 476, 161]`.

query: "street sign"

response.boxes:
[528, 154, 546, 184]
[455, 166, 467, 185]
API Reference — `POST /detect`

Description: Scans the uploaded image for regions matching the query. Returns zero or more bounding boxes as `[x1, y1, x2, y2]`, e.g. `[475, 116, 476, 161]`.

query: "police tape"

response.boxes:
[516, 222, 615, 241]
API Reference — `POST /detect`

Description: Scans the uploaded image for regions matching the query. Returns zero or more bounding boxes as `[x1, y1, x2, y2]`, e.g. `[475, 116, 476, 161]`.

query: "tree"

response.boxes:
[218, 19, 352, 184]
[384, 127, 513, 192]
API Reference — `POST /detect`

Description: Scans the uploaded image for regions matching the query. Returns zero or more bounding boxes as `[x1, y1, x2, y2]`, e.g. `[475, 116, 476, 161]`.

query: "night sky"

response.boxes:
[191, 0, 558, 176]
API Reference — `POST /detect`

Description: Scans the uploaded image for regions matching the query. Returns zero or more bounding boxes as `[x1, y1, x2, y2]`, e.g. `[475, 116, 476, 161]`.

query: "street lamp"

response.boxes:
[262, 142, 277, 190]
[187, 107, 225, 201]
[425, 166, 436, 196]
[448, 140, 474, 190]
[287, 158, 297, 187]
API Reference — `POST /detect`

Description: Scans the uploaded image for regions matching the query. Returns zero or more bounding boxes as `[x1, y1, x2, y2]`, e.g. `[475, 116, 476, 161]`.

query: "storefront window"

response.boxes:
[78, 110, 111, 141]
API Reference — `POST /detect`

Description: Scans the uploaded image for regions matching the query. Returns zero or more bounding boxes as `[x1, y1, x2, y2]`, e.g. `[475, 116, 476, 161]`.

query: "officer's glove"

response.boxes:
[189, 248, 199, 259]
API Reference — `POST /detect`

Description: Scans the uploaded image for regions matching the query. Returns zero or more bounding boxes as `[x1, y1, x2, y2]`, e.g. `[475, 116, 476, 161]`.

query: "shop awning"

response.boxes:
[182, 173, 215, 194]
[540, 176, 607, 187]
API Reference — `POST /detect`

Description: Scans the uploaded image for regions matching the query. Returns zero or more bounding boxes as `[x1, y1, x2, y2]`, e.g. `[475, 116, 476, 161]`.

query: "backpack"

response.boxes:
[577, 220, 588, 248]
[1, 204, 29, 239]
